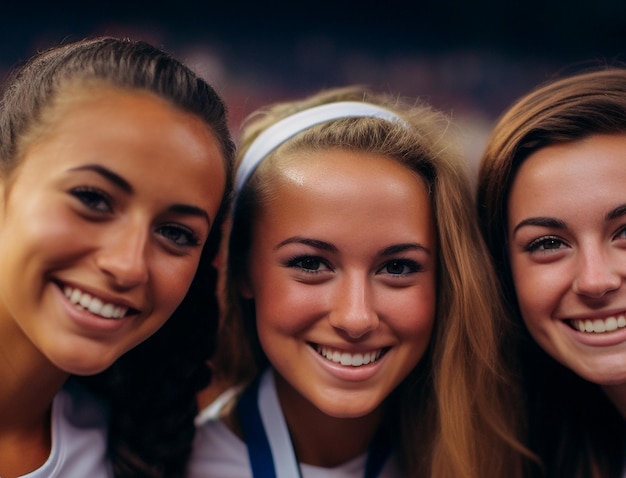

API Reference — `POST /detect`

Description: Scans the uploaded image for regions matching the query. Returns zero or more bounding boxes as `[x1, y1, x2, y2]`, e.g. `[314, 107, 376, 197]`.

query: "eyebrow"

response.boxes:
[69, 164, 133, 193]
[274, 237, 338, 252]
[512, 203, 626, 235]
[380, 243, 432, 256]
[513, 217, 566, 234]
[69, 164, 211, 225]
[169, 204, 211, 226]
[273, 238, 431, 255]
[606, 204, 626, 222]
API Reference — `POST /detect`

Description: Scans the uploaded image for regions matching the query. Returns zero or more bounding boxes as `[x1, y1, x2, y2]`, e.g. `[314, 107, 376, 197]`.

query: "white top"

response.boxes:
[20, 379, 112, 478]
[189, 369, 402, 478]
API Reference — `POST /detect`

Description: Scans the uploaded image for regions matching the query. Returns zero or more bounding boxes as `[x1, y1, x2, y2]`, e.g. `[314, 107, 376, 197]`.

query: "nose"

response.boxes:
[97, 225, 150, 288]
[572, 246, 621, 299]
[328, 274, 379, 339]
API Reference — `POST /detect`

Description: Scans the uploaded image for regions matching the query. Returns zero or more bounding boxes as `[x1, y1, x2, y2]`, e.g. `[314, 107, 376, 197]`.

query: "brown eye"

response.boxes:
[70, 187, 112, 213]
[286, 255, 331, 273]
[527, 236, 566, 252]
[156, 224, 199, 247]
[380, 259, 420, 276]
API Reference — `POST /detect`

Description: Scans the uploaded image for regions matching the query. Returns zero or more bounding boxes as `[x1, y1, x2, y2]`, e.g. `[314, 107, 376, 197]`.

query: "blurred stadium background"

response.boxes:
[2, 0, 625, 178]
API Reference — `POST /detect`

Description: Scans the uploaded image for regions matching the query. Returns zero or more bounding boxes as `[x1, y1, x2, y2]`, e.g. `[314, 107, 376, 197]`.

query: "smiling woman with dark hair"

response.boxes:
[0, 36, 234, 478]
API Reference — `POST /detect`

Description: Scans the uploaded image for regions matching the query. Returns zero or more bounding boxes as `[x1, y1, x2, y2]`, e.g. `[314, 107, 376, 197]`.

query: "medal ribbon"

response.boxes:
[237, 369, 392, 478]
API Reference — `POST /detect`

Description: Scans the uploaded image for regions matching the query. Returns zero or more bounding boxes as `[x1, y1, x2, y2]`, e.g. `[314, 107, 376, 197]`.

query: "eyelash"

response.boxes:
[284, 255, 422, 276]
[70, 186, 113, 214]
[525, 236, 566, 253]
[286, 255, 331, 274]
[378, 259, 422, 276]
[614, 226, 626, 240]
[70, 187, 200, 249]
[156, 224, 201, 248]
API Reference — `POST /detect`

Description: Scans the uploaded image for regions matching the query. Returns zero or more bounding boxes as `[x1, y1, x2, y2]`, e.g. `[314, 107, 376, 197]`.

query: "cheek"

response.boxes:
[255, 287, 320, 337]
[0, 207, 87, 273]
[4, 203, 57, 241]
[511, 260, 564, 327]
[511, 272, 544, 333]
[153, 261, 199, 316]
[384, 283, 437, 338]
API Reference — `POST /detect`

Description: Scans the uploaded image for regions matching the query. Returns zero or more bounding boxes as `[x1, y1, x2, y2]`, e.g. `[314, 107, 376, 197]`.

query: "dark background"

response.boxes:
[2, 0, 625, 171]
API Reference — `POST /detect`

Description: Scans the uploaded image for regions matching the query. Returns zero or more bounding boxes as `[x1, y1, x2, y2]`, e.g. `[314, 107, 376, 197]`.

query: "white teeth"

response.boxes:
[88, 298, 103, 314]
[79, 293, 92, 308]
[572, 314, 626, 334]
[70, 288, 82, 304]
[63, 286, 128, 319]
[605, 317, 617, 332]
[315, 345, 383, 367]
[352, 353, 364, 366]
[100, 304, 114, 318]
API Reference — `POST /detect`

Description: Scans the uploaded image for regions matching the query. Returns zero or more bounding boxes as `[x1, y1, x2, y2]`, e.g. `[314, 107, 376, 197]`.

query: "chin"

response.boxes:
[51, 353, 116, 376]
[586, 372, 626, 387]
[573, 362, 626, 387]
[316, 399, 380, 419]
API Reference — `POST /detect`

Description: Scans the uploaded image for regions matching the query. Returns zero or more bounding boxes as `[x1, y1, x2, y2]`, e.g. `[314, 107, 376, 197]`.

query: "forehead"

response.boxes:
[17, 86, 168, 160]
[253, 149, 435, 243]
[26, 86, 217, 160]
[273, 147, 425, 191]
[509, 134, 626, 222]
[12, 87, 225, 213]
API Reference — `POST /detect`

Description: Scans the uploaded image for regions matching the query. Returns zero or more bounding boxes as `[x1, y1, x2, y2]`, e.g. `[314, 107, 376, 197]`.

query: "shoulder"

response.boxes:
[25, 379, 112, 477]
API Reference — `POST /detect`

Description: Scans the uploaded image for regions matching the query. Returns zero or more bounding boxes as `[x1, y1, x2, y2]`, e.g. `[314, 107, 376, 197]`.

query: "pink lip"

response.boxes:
[307, 344, 387, 382]
[564, 308, 626, 321]
[54, 285, 133, 334]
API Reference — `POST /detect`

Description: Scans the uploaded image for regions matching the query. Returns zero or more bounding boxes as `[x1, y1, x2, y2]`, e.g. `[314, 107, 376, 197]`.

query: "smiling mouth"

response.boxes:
[569, 314, 626, 334]
[313, 344, 387, 367]
[63, 285, 131, 319]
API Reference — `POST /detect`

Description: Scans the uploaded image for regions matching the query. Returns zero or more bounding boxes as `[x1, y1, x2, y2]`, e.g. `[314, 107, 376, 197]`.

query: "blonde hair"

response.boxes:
[214, 86, 530, 477]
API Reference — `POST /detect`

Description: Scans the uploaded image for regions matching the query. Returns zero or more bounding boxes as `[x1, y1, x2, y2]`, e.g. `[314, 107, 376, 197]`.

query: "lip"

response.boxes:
[564, 307, 626, 322]
[54, 281, 139, 334]
[307, 342, 389, 382]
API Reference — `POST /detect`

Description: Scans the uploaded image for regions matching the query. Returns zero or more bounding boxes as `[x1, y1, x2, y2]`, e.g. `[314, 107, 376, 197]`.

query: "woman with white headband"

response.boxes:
[189, 86, 532, 477]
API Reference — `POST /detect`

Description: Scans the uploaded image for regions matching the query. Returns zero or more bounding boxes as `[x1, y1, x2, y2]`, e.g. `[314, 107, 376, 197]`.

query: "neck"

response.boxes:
[0, 310, 69, 476]
[274, 371, 385, 468]
[602, 382, 626, 420]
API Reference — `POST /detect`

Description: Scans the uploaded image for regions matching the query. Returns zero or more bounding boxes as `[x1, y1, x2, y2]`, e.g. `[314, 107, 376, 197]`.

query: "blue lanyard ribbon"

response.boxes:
[237, 369, 393, 478]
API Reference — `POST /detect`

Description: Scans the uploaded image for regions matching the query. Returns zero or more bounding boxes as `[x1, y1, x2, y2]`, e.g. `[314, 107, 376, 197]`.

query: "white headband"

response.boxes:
[234, 101, 406, 194]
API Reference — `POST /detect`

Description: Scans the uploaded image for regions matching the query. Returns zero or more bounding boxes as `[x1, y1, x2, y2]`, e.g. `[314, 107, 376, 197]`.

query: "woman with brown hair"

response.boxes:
[191, 86, 530, 478]
[478, 67, 626, 477]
